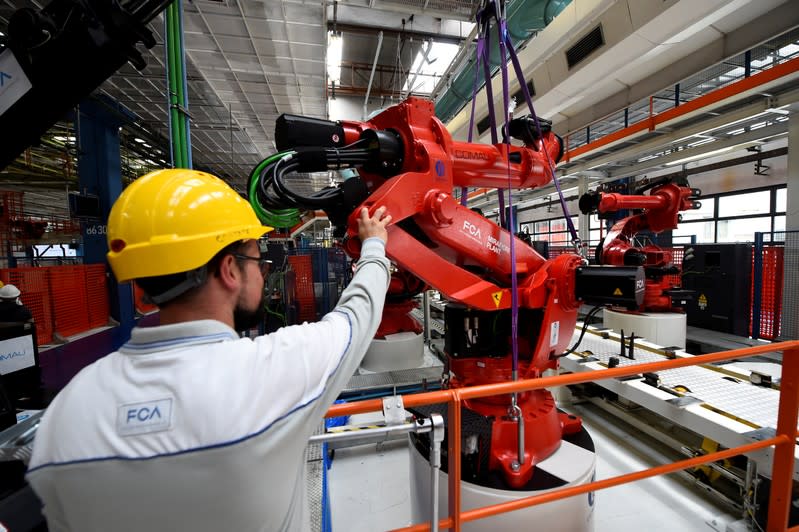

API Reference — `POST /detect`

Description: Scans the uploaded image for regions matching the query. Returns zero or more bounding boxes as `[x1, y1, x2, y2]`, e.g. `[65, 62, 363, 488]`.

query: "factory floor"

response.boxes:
[327, 399, 741, 532]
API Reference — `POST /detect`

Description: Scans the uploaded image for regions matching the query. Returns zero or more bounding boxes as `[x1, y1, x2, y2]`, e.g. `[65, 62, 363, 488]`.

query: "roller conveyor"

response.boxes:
[560, 325, 798, 481]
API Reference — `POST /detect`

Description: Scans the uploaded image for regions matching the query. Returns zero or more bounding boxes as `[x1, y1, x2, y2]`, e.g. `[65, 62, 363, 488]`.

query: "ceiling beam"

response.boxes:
[328, 22, 467, 46]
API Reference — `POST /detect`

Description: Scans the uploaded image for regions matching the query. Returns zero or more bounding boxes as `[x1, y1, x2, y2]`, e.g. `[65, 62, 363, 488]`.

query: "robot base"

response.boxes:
[603, 309, 686, 349]
[409, 428, 596, 531]
[359, 332, 424, 373]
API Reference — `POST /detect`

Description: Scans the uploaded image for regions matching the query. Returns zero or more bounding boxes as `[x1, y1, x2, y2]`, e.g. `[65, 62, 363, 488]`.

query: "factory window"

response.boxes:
[526, 216, 578, 245]
[776, 188, 786, 212]
[673, 221, 714, 244]
[718, 190, 770, 217]
[717, 216, 773, 243]
[667, 185, 785, 244]
[680, 197, 714, 221]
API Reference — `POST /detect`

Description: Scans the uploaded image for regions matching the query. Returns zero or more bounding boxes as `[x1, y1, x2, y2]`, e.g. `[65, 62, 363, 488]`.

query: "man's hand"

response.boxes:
[357, 206, 391, 244]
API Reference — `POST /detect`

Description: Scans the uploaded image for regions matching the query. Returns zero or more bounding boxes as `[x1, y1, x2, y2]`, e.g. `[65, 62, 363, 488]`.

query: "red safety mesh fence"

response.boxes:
[548, 246, 572, 258]
[288, 254, 316, 323]
[85, 264, 110, 329]
[0, 265, 111, 345]
[664, 247, 684, 287]
[751, 246, 784, 340]
[0, 267, 54, 345]
[49, 265, 91, 338]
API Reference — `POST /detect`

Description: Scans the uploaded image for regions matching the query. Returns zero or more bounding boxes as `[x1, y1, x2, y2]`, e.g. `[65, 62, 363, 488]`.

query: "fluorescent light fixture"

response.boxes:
[327, 31, 343, 85]
[134, 138, 146, 144]
[665, 146, 734, 166]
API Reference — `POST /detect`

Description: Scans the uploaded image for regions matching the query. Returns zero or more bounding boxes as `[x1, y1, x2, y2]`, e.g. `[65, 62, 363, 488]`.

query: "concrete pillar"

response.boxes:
[781, 113, 799, 340]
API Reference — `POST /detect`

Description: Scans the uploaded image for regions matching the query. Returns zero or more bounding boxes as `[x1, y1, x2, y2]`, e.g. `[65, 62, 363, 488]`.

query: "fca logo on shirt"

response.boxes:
[127, 405, 162, 423]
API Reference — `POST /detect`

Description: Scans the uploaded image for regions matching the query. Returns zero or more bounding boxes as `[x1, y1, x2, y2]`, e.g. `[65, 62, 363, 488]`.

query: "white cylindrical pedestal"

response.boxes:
[409, 435, 596, 531]
[359, 332, 424, 373]
[603, 309, 687, 349]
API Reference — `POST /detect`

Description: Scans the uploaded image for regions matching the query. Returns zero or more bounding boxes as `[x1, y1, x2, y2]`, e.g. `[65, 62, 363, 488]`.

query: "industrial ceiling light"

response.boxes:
[664, 139, 767, 167]
[327, 31, 343, 86]
[665, 146, 735, 166]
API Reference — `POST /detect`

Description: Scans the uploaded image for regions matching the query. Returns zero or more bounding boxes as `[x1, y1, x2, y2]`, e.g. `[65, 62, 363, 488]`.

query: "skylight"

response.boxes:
[402, 41, 460, 95]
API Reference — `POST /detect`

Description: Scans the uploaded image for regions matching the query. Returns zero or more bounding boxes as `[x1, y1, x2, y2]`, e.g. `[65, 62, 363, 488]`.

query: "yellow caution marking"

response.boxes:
[613, 288, 623, 296]
[492, 291, 503, 308]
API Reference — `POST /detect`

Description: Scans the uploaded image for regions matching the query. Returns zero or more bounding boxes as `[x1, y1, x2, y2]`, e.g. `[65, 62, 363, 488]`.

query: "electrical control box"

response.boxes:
[681, 243, 752, 337]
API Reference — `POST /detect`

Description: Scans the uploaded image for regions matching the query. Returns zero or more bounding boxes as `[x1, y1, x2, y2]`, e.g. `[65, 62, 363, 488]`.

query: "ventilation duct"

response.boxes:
[434, 0, 571, 124]
[565, 25, 604, 68]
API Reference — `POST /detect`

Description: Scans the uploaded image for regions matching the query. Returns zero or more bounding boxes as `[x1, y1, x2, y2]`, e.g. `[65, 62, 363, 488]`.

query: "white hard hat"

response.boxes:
[0, 284, 21, 299]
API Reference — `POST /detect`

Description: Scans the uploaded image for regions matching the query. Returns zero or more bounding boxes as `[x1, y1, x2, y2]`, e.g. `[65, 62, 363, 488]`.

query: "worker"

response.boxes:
[0, 284, 33, 322]
[25, 169, 392, 531]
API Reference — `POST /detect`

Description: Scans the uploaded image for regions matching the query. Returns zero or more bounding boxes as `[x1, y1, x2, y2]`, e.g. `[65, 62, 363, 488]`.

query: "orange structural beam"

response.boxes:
[767, 346, 799, 532]
[564, 55, 799, 162]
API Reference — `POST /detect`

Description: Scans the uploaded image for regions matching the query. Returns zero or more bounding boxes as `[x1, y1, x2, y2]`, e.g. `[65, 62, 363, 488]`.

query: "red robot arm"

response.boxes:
[580, 180, 700, 311]
[271, 97, 643, 489]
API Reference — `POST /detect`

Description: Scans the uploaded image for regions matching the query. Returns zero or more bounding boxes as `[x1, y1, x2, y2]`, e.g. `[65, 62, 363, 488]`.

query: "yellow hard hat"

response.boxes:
[107, 169, 273, 282]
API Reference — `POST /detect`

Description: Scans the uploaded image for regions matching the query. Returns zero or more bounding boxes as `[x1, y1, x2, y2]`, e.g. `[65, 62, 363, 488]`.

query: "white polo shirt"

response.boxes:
[27, 238, 390, 532]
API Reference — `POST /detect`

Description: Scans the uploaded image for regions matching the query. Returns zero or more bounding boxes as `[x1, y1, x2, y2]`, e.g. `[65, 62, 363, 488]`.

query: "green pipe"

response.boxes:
[167, 1, 189, 168]
[435, 0, 572, 124]
[166, 2, 180, 166]
[175, 2, 187, 168]
[171, 3, 186, 168]
[176, 0, 193, 168]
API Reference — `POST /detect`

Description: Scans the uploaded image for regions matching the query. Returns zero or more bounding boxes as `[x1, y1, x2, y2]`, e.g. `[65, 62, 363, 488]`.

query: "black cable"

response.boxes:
[253, 143, 373, 211]
[557, 305, 603, 358]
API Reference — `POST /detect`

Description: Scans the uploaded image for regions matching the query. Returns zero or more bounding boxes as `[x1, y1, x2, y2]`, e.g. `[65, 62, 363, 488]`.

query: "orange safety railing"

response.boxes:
[325, 341, 799, 532]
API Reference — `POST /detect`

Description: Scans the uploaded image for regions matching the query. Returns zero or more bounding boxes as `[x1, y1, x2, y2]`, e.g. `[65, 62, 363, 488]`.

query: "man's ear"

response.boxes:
[215, 254, 241, 290]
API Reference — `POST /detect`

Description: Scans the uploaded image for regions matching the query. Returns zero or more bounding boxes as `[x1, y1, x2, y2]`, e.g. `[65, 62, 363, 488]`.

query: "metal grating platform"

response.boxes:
[344, 366, 444, 394]
[410, 308, 445, 335]
[306, 423, 325, 531]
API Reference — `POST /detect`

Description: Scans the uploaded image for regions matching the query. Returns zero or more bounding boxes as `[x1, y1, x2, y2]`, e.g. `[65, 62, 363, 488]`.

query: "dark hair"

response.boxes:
[135, 240, 250, 307]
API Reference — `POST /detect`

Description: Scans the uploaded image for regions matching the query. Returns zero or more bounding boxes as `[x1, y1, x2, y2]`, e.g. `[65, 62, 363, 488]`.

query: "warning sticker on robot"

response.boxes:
[698, 293, 707, 310]
[491, 291, 503, 308]
[613, 288, 622, 296]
